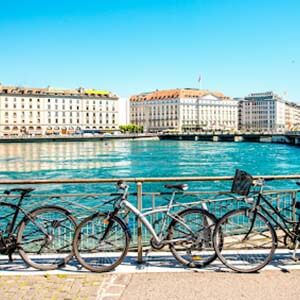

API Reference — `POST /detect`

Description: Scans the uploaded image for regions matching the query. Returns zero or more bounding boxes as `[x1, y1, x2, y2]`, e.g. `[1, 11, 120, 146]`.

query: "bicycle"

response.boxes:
[72, 181, 220, 272]
[0, 188, 76, 270]
[213, 169, 300, 273]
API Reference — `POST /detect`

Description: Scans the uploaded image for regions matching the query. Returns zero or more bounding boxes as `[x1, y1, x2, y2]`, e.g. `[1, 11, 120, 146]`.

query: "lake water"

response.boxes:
[0, 140, 299, 193]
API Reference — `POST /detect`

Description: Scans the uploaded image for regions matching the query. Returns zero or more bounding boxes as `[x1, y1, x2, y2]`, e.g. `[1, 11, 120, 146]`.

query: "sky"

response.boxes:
[0, 0, 299, 101]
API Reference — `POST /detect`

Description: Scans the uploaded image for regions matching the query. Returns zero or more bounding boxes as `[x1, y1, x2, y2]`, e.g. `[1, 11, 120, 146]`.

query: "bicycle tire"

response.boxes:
[17, 206, 76, 271]
[73, 212, 130, 273]
[213, 208, 277, 273]
[168, 208, 220, 268]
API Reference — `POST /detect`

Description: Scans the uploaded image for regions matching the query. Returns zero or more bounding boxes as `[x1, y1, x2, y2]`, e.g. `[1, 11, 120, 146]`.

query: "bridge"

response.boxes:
[160, 132, 300, 145]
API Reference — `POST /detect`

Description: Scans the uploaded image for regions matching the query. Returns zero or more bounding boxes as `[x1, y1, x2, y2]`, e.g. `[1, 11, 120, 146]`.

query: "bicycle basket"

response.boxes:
[231, 169, 253, 196]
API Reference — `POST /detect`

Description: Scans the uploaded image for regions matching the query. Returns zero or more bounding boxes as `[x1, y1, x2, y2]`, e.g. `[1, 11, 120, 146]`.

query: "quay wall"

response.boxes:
[0, 134, 159, 144]
[0, 133, 299, 145]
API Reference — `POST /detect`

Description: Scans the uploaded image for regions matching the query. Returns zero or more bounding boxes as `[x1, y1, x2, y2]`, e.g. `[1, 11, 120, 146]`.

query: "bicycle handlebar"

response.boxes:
[116, 180, 128, 190]
[4, 188, 35, 195]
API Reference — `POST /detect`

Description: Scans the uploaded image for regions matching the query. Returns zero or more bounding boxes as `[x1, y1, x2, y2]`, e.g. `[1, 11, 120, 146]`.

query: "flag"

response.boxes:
[198, 75, 201, 83]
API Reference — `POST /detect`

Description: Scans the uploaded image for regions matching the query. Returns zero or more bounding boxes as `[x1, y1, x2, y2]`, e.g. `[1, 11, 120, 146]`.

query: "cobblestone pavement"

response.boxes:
[0, 274, 133, 300]
[0, 274, 101, 300]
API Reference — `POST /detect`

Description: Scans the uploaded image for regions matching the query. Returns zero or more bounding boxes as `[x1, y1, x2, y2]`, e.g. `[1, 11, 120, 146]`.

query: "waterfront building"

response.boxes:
[118, 97, 130, 125]
[130, 88, 238, 132]
[0, 85, 119, 136]
[285, 102, 300, 131]
[239, 91, 300, 133]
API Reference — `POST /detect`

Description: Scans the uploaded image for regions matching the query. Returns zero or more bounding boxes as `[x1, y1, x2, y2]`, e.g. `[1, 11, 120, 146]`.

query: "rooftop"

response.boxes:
[130, 88, 230, 102]
[0, 84, 118, 99]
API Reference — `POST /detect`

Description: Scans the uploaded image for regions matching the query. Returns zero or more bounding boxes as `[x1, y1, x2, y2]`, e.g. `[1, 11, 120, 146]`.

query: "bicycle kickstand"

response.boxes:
[8, 252, 13, 263]
[292, 240, 299, 261]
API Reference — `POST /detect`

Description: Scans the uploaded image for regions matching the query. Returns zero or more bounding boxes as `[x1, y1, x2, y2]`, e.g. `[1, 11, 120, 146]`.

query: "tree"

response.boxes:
[119, 124, 143, 133]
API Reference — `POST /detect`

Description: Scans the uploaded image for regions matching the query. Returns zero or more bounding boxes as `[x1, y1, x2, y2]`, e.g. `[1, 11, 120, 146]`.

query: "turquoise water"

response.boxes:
[0, 140, 299, 193]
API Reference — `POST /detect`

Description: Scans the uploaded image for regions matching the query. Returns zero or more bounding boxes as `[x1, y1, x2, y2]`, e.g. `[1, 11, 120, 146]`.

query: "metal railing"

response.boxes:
[0, 175, 300, 262]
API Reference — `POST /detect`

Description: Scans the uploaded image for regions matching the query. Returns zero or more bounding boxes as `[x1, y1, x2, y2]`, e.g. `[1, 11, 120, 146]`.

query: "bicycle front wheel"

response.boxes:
[168, 208, 219, 268]
[213, 208, 276, 273]
[73, 213, 130, 273]
[17, 206, 76, 270]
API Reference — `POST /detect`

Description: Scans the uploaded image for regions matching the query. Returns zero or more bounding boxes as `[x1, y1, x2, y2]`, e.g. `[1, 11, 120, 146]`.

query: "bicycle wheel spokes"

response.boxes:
[169, 208, 218, 268]
[17, 207, 76, 270]
[213, 209, 276, 273]
[73, 213, 130, 272]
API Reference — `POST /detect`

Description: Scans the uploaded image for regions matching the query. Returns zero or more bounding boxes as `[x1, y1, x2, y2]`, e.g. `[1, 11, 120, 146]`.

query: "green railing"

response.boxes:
[0, 175, 300, 262]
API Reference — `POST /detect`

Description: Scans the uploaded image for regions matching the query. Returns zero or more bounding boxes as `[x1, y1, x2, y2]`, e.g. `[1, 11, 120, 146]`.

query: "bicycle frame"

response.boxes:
[0, 195, 49, 241]
[252, 192, 300, 242]
[120, 191, 200, 245]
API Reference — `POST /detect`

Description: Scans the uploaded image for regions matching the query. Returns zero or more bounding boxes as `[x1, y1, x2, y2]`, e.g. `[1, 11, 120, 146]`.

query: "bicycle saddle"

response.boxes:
[4, 188, 35, 195]
[164, 184, 188, 191]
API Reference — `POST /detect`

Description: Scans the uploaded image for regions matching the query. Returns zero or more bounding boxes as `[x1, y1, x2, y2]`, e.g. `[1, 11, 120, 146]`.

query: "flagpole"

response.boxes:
[198, 75, 202, 90]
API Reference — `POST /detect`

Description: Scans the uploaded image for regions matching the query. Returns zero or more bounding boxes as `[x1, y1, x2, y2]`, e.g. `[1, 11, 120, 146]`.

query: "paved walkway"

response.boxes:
[1, 271, 300, 300]
[0, 274, 105, 300]
[1, 250, 300, 299]
[120, 270, 300, 300]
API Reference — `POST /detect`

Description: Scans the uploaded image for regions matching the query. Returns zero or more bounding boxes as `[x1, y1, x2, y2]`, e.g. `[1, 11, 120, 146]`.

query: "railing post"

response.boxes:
[137, 181, 143, 263]
[292, 191, 297, 222]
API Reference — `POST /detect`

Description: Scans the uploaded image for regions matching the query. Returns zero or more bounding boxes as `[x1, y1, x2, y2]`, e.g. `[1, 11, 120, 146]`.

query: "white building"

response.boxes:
[130, 88, 238, 132]
[118, 97, 130, 125]
[239, 91, 300, 133]
[0, 85, 119, 136]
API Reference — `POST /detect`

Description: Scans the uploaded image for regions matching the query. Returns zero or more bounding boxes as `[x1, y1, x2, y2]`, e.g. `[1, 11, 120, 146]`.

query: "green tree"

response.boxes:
[119, 124, 144, 133]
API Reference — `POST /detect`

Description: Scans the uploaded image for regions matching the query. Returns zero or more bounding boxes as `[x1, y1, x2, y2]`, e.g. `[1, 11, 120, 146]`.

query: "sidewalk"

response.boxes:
[1, 270, 300, 300]
[1, 251, 300, 299]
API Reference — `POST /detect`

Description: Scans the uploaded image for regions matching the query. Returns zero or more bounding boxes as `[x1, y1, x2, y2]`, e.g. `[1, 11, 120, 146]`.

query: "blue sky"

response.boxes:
[0, 0, 299, 100]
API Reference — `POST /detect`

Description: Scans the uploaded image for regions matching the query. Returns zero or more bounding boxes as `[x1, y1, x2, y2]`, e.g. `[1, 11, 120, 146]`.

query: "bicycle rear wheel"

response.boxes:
[73, 213, 130, 272]
[213, 208, 276, 273]
[168, 208, 220, 268]
[17, 206, 76, 270]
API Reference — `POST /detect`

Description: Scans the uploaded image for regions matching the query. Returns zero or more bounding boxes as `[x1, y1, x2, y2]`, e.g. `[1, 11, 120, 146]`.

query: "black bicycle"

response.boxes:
[213, 169, 300, 273]
[0, 188, 76, 270]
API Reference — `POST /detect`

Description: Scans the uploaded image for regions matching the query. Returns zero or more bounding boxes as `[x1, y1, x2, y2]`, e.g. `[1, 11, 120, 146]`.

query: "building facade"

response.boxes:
[130, 89, 238, 132]
[0, 85, 119, 136]
[239, 91, 300, 133]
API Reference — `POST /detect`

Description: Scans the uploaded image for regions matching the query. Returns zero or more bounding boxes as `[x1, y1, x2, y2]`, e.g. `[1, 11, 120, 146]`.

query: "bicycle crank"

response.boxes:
[150, 237, 164, 250]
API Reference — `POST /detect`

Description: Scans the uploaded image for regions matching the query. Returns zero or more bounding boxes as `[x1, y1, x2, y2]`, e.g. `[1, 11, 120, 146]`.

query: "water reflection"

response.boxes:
[0, 141, 131, 172]
[0, 140, 299, 181]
